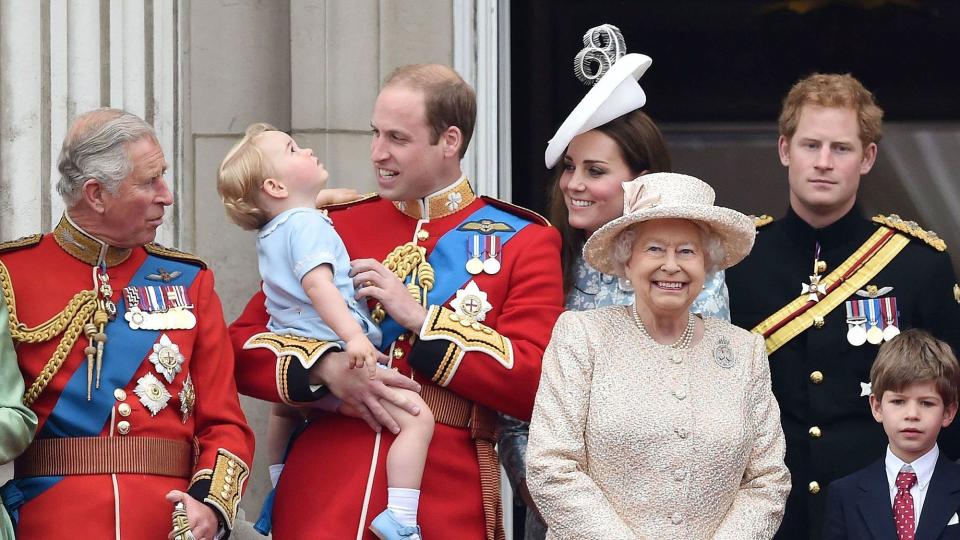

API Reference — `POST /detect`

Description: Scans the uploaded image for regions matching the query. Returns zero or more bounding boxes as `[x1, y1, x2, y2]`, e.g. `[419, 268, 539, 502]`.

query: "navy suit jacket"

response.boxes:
[823, 455, 960, 539]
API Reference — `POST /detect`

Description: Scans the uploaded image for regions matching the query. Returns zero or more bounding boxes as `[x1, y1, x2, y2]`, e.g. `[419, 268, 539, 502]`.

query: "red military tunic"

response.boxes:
[0, 216, 254, 539]
[230, 178, 564, 540]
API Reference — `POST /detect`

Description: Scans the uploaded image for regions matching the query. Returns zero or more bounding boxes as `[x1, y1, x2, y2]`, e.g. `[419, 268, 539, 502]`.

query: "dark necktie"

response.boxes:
[894, 470, 918, 540]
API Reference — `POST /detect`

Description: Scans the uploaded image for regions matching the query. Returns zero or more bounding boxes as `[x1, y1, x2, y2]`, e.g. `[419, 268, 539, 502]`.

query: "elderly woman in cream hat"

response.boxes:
[526, 173, 790, 539]
[499, 26, 732, 540]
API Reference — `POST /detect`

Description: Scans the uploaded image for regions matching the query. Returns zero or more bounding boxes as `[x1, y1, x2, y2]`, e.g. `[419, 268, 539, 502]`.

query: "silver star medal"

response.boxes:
[179, 374, 195, 424]
[860, 382, 872, 397]
[449, 281, 493, 332]
[135, 372, 172, 416]
[713, 337, 735, 369]
[801, 274, 826, 302]
[149, 334, 185, 383]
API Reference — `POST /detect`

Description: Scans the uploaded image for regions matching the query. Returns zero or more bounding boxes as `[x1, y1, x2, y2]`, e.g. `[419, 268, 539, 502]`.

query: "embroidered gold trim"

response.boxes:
[872, 214, 946, 251]
[144, 243, 207, 269]
[433, 341, 464, 387]
[393, 177, 477, 220]
[419, 306, 513, 385]
[0, 261, 99, 406]
[0, 234, 41, 254]
[243, 332, 337, 370]
[752, 214, 773, 229]
[189, 468, 213, 487]
[53, 215, 132, 267]
[203, 449, 250, 529]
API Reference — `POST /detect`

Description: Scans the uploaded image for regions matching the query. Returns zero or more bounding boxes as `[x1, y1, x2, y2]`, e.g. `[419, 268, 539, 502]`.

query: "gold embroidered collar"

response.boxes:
[392, 175, 476, 220]
[53, 214, 132, 267]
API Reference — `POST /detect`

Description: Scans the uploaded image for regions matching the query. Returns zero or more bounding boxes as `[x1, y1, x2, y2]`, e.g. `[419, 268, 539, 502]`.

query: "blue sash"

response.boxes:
[378, 204, 533, 348]
[2, 253, 200, 522]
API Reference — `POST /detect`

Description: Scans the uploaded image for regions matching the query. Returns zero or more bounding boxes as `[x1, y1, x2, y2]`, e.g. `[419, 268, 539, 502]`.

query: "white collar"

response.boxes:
[885, 444, 939, 490]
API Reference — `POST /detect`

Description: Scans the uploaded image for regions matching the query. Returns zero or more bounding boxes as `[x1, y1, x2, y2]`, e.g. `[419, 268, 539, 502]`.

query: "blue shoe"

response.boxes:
[369, 509, 422, 540]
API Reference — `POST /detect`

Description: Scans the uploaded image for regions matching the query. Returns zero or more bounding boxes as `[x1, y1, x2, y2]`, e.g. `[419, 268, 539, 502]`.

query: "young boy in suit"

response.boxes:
[824, 328, 960, 539]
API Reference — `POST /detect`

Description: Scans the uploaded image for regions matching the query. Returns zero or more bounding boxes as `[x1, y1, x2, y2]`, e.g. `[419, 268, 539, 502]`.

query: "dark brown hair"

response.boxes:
[871, 328, 960, 406]
[547, 109, 672, 295]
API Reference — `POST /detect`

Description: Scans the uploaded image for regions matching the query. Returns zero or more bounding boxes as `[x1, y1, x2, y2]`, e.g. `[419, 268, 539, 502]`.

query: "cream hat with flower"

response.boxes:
[583, 173, 756, 277]
[544, 24, 652, 168]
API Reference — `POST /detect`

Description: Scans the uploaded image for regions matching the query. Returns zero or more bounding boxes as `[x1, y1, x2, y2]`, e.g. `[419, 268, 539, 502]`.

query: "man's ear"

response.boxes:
[440, 126, 463, 159]
[261, 178, 288, 200]
[777, 135, 791, 167]
[81, 179, 108, 214]
[859, 142, 878, 175]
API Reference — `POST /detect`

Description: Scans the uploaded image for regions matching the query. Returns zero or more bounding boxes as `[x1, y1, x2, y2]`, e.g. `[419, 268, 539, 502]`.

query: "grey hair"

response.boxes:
[612, 220, 726, 276]
[56, 108, 158, 206]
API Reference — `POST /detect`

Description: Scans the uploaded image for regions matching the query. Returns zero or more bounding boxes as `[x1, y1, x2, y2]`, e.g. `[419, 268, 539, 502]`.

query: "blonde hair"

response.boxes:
[778, 73, 884, 147]
[217, 122, 279, 230]
[871, 328, 960, 406]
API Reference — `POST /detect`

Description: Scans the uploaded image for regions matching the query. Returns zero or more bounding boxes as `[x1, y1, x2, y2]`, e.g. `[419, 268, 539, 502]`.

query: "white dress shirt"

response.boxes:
[885, 444, 939, 528]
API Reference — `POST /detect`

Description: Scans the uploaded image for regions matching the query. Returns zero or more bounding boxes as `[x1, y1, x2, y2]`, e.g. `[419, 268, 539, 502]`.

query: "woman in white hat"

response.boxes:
[499, 25, 729, 540]
[526, 173, 790, 538]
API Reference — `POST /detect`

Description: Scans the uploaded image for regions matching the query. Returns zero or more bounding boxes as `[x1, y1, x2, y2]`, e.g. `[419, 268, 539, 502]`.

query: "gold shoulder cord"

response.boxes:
[371, 242, 435, 324]
[0, 261, 98, 406]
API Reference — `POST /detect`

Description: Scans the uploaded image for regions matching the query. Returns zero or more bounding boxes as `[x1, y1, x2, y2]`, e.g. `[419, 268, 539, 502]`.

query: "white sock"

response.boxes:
[268, 463, 284, 488]
[387, 487, 420, 527]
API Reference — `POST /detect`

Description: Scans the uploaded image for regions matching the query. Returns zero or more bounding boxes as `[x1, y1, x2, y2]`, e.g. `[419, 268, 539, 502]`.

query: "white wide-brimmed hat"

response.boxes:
[544, 24, 652, 168]
[583, 173, 756, 277]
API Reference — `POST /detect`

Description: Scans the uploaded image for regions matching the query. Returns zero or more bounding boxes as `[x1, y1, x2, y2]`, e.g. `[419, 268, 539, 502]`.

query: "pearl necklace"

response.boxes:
[631, 304, 695, 349]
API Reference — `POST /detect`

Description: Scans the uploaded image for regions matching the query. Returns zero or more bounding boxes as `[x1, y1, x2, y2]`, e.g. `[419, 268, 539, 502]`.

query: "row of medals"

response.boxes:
[804, 259, 900, 347]
[465, 234, 501, 275]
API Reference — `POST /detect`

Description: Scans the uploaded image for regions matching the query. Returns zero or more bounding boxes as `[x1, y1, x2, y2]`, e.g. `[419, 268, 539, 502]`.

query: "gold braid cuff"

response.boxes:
[0, 261, 99, 406]
[243, 332, 340, 405]
[190, 449, 250, 530]
[419, 306, 513, 386]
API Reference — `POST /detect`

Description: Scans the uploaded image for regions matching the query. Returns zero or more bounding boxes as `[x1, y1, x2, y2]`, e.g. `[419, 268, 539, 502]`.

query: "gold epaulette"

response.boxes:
[144, 243, 207, 269]
[0, 234, 42, 255]
[872, 214, 946, 252]
[480, 196, 550, 226]
[321, 192, 380, 211]
[752, 215, 773, 229]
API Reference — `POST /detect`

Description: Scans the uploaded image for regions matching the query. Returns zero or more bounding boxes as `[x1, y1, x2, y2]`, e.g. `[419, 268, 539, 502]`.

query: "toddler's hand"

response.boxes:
[315, 188, 361, 208]
[346, 337, 378, 378]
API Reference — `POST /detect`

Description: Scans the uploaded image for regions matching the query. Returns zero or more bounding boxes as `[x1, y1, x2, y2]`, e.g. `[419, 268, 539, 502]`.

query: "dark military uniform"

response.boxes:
[727, 206, 960, 540]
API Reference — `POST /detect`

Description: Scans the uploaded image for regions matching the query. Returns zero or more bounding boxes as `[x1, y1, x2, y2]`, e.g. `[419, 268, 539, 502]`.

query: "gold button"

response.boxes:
[117, 403, 132, 417]
[117, 420, 131, 435]
[813, 316, 825, 329]
[808, 481, 820, 495]
[810, 371, 824, 384]
[114, 388, 127, 401]
[808, 426, 822, 439]
[815, 260, 827, 274]
[397, 334, 406, 342]
[417, 230, 429, 241]
[392, 348, 404, 359]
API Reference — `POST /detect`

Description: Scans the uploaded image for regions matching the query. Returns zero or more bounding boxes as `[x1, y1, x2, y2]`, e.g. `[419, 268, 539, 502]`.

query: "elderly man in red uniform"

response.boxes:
[230, 64, 564, 539]
[0, 108, 254, 539]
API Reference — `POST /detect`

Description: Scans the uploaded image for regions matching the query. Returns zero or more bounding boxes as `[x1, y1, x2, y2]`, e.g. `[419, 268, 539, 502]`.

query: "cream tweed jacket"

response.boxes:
[527, 306, 790, 539]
